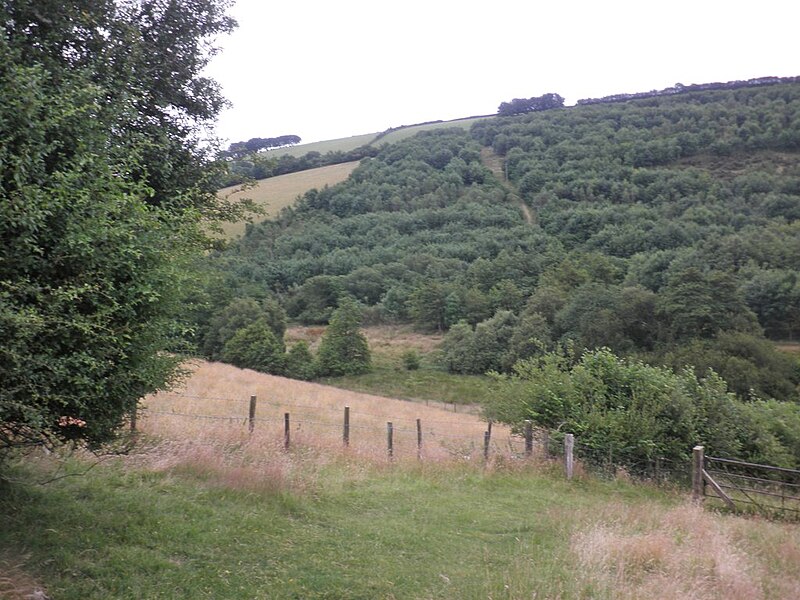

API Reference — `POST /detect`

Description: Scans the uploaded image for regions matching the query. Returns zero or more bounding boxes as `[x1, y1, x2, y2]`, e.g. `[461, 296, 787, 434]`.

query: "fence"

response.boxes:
[692, 446, 800, 519]
[134, 393, 591, 475]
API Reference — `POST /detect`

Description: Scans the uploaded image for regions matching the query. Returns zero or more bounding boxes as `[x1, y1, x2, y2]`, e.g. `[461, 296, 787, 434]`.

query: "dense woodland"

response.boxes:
[195, 82, 800, 467]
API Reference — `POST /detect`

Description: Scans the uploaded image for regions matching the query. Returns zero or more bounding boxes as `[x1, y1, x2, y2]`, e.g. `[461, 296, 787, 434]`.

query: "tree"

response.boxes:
[1, 1, 237, 453]
[221, 320, 285, 375]
[316, 298, 371, 377]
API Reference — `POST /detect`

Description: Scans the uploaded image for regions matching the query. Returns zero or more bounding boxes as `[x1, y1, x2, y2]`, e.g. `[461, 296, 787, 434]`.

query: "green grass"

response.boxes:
[321, 354, 496, 408]
[262, 133, 380, 158]
[0, 457, 673, 599]
[289, 325, 496, 407]
[375, 116, 495, 145]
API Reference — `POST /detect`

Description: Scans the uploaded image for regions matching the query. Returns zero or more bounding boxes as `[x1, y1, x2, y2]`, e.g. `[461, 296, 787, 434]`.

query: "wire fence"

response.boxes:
[136, 391, 689, 488]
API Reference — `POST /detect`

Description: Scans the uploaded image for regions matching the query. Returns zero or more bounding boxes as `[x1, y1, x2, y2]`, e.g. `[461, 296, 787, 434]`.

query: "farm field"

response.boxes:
[261, 132, 380, 158]
[216, 161, 360, 239]
[3, 362, 800, 599]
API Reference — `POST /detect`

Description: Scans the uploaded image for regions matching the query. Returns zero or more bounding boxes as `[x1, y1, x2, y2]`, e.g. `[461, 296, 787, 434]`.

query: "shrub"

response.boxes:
[221, 320, 286, 375]
[401, 350, 421, 371]
[316, 297, 371, 377]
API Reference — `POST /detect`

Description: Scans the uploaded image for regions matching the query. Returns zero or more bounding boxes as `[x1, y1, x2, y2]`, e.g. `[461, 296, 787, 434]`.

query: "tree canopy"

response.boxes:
[0, 0, 237, 453]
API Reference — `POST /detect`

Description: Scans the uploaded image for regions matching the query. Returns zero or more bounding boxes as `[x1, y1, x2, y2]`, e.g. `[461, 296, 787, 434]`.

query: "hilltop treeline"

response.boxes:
[497, 93, 565, 116]
[223, 135, 301, 158]
[200, 83, 800, 407]
[576, 75, 800, 106]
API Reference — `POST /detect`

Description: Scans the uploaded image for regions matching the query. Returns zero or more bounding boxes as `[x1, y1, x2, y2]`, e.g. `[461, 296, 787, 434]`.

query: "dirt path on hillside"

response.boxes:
[480, 147, 535, 225]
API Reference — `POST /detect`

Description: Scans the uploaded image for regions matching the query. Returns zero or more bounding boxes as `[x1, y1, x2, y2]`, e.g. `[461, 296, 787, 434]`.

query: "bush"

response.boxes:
[484, 348, 800, 471]
[220, 320, 286, 375]
[402, 350, 421, 371]
[316, 297, 371, 377]
[285, 341, 317, 381]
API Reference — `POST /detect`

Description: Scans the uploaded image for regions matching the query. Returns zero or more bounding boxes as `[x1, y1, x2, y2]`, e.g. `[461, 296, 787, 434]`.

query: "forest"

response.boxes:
[195, 81, 800, 467]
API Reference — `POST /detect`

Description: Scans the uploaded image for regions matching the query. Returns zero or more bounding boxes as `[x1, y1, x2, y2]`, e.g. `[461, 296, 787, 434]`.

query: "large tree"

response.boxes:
[0, 0, 237, 453]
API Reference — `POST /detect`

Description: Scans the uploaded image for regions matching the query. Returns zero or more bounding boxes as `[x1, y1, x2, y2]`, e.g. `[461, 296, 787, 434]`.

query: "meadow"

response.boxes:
[216, 161, 360, 239]
[2, 361, 800, 599]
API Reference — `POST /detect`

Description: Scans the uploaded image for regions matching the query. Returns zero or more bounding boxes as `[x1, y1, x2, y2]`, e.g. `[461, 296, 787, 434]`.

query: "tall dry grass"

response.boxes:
[138, 360, 521, 491]
[571, 502, 800, 599]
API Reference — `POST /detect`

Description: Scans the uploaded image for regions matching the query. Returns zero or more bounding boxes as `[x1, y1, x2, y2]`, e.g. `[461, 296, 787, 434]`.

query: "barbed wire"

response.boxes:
[143, 409, 510, 442]
[145, 393, 486, 426]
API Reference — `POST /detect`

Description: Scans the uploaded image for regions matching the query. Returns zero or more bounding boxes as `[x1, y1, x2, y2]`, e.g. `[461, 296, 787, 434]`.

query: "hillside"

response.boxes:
[216, 161, 361, 239]
[3, 362, 799, 598]
[197, 81, 800, 471]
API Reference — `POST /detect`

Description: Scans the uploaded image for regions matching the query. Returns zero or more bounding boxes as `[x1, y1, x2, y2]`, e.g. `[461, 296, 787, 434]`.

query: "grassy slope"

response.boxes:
[288, 325, 496, 407]
[261, 133, 380, 158]
[216, 161, 360, 239]
[2, 362, 799, 599]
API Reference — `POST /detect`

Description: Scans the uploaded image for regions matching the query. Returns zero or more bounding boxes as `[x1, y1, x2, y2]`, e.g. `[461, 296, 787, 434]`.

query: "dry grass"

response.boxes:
[571, 502, 800, 599]
[286, 324, 444, 354]
[216, 161, 360, 239]
[0, 554, 48, 600]
[138, 360, 519, 491]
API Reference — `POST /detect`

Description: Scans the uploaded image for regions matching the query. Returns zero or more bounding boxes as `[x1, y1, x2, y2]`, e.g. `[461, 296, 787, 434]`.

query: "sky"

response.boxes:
[204, 0, 800, 146]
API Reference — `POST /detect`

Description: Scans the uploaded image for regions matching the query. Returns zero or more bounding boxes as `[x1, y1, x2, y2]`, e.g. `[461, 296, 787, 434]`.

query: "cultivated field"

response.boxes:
[216, 161, 360, 239]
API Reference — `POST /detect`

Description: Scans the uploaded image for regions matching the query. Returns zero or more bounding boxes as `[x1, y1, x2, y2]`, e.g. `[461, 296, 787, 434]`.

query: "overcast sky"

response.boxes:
[204, 0, 800, 146]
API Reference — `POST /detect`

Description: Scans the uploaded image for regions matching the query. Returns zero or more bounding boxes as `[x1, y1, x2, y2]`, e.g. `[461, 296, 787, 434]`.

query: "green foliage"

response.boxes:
[220, 320, 285, 375]
[656, 331, 800, 401]
[0, 0, 240, 452]
[201, 297, 286, 360]
[284, 341, 317, 381]
[401, 350, 421, 371]
[485, 348, 800, 471]
[316, 298, 372, 377]
[203, 82, 800, 402]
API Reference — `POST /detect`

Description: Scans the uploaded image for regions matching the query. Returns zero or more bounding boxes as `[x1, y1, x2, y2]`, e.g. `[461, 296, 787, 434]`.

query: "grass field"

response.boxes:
[216, 161, 360, 239]
[261, 133, 380, 158]
[288, 325, 498, 407]
[2, 361, 800, 599]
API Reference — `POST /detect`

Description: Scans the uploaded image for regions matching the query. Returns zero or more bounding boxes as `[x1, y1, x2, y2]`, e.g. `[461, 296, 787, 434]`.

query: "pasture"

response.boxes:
[2, 362, 800, 599]
[216, 161, 360, 239]
[261, 133, 380, 158]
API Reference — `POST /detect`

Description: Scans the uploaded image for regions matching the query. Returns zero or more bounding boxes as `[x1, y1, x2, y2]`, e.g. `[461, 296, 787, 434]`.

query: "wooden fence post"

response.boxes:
[524, 420, 533, 457]
[416, 418, 422, 460]
[343, 405, 350, 447]
[130, 403, 137, 432]
[692, 445, 705, 502]
[284, 412, 290, 450]
[248, 395, 257, 433]
[542, 430, 550, 458]
[565, 433, 574, 480]
[387, 422, 394, 459]
[484, 430, 491, 461]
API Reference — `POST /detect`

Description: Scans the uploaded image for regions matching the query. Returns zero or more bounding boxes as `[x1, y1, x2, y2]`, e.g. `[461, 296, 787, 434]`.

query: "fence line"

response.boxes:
[147, 392, 478, 426]
[139, 393, 698, 488]
[694, 447, 800, 519]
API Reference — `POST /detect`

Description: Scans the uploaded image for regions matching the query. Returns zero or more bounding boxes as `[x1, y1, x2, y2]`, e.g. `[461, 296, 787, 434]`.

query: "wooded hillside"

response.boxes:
[198, 82, 800, 406]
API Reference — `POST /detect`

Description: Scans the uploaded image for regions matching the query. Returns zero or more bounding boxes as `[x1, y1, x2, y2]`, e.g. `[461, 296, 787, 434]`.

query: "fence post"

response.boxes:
[343, 405, 350, 447]
[692, 445, 705, 502]
[416, 418, 422, 460]
[565, 433, 574, 480]
[284, 412, 290, 450]
[524, 420, 533, 457]
[248, 395, 257, 433]
[387, 422, 394, 459]
[130, 403, 137, 432]
[484, 430, 491, 461]
[542, 430, 550, 458]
